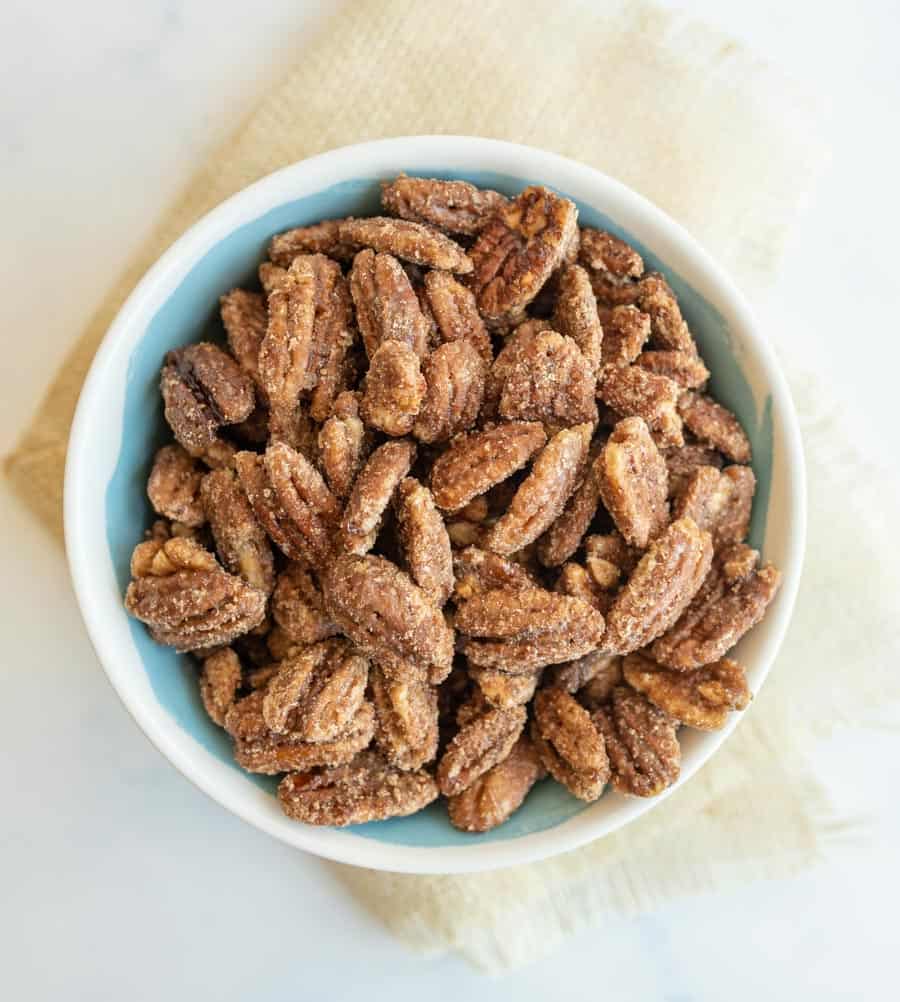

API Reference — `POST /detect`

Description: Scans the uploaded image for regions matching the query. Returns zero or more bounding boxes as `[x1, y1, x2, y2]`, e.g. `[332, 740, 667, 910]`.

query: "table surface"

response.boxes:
[3, 1, 899, 997]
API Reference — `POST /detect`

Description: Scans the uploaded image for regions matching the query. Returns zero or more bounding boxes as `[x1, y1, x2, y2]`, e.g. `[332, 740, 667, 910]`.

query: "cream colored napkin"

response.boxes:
[9, 0, 896, 974]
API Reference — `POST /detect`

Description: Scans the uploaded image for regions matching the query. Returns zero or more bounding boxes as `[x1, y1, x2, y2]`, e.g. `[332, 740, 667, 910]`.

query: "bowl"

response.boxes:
[64, 136, 806, 874]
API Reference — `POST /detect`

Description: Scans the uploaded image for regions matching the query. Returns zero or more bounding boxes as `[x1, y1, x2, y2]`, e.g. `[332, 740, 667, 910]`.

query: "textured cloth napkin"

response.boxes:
[7, 0, 898, 973]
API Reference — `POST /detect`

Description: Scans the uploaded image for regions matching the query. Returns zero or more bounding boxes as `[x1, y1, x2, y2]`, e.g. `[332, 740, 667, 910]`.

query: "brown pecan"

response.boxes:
[598, 365, 683, 447]
[485, 423, 593, 555]
[340, 217, 472, 273]
[430, 421, 546, 513]
[381, 174, 508, 235]
[636, 350, 709, 390]
[324, 554, 454, 678]
[394, 477, 454, 607]
[200, 467, 275, 594]
[447, 734, 545, 832]
[268, 218, 358, 265]
[413, 340, 486, 444]
[719, 541, 760, 582]
[678, 392, 752, 464]
[271, 563, 338, 646]
[536, 445, 604, 567]
[445, 519, 485, 548]
[547, 649, 621, 696]
[664, 443, 724, 498]
[220, 288, 267, 392]
[258, 261, 287, 295]
[651, 552, 781, 670]
[672, 465, 755, 550]
[592, 686, 680, 797]
[359, 340, 426, 436]
[598, 305, 652, 367]
[422, 270, 493, 364]
[577, 656, 625, 710]
[317, 391, 370, 500]
[266, 625, 299, 662]
[223, 688, 269, 742]
[125, 536, 266, 652]
[579, 228, 644, 287]
[554, 562, 612, 614]
[532, 688, 609, 801]
[436, 704, 526, 796]
[603, 517, 713, 655]
[482, 319, 548, 418]
[278, 750, 438, 826]
[452, 546, 537, 601]
[623, 652, 750, 730]
[199, 647, 243, 726]
[348, 249, 431, 359]
[636, 273, 697, 354]
[596, 417, 669, 548]
[552, 264, 604, 372]
[371, 665, 439, 770]
[147, 444, 206, 528]
[160, 342, 255, 453]
[338, 439, 416, 555]
[468, 665, 542, 708]
[496, 330, 598, 427]
[469, 186, 578, 322]
[583, 532, 639, 589]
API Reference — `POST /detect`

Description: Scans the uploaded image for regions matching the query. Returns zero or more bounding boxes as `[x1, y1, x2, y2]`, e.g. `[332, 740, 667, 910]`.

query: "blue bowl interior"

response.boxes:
[107, 171, 772, 847]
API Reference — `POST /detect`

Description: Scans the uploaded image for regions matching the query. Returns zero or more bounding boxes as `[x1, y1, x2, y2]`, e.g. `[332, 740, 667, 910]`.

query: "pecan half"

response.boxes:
[603, 517, 713, 655]
[413, 340, 487, 444]
[160, 342, 255, 453]
[484, 423, 593, 555]
[583, 532, 639, 590]
[147, 444, 206, 528]
[623, 652, 750, 730]
[268, 218, 358, 265]
[579, 228, 644, 289]
[636, 350, 709, 390]
[596, 416, 669, 548]
[447, 735, 545, 832]
[469, 186, 578, 322]
[535, 445, 604, 567]
[338, 439, 416, 555]
[577, 656, 625, 710]
[468, 665, 542, 708]
[422, 270, 493, 364]
[664, 443, 724, 498]
[278, 750, 439, 826]
[547, 649, 621, 696]
[436, 704, 527, 796]
[199, 647, 243, 726]
[371, 665, 439, 771]
[672, 465, 755, 549]
[359, 340, 426, 436]
[598, 365, 683, 447]
[554, 562, 612, 613]
[394, 477, 454, 607]
[678, 392, 752, 464]
[125, 536, 266, 652]
[552, 264, 604, 372]
[271, 563, 338, 646]
[452, 546, 537, 601]
[430, 421, 546, 512]
[349, 249, 431, 359]
[340, 217, 472, 273]
[636, 273, 697, 354]
[592, 686, 680, 797]
[532, 688, 609, 801]
[317, 391, 368, 499]
[220, 288, 267, 392]
[598, 305, 652, 368]
[258, 262, 287, 295]
[381, 174, 508, 235]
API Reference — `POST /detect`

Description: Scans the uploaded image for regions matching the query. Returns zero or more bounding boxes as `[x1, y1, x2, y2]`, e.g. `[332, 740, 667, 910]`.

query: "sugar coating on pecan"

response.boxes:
[220, 288, 267, 392]
[394, 477, 454, 607]
[546, 649, 621, 696]
[598, 305, 652, 368]
[552, 264, 604, 373]
[199, 647, 243, 726]
[359, 340, 426, 436]
[349, 249, 431, 360]
[338, 439, 416, 555]
[340, 217, 473, 274]
[370, 665, 439, 771]
[598, 364, 683, 448]
[436, 704, 527, 796]
[579, 228, 644, 281]
[636, 349, 709, 390]
[382, 174, 508, 235]
[147, 444, 206, 528]
[583, 532, 639, 590]
[413, 340, 486, 444]
[678, 392, 752, 464]
[672, 465, 755, 550]
[532, 688, 609, 801]
[664, 443, 724, 498]
[268, 218, 359, 266]
[422, 270, 493, 364]
[271, 562, 338, 646]
[452, 546, 538, 601]
[468, 665, 542, 708]
[554, 561, 613, 614]
[635, 273, 697, 355]
[536, 445, 604, 567]
[317, 390, 370, 499]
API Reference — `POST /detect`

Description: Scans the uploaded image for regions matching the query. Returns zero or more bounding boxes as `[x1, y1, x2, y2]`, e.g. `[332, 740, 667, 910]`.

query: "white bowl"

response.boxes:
[65, 136, 806, 874]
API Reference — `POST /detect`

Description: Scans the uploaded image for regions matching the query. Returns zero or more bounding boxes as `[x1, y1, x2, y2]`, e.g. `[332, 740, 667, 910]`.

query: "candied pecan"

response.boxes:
[583, 532, 639, 589]
[422, 270, 493, 364]
[278, 750, 438, 826]
[258, 261, 287, 295]
[445, 519, 485, 548]
[552, 264, 604, 372]
[651, 555, 781, 670]
[359, 340, 426, 436]
[245, 661, 279, 688]
[381, 174, 508, 235]
[447, 734, 545, 832]
[271, 563, 338, 646]
[266, 625, 298, 662]
[340, 217, 472, 273]
[536, 446, 604, 567]
[125, 536, 266, 652]
[596, 417, 669, 548]
[603, 517, 713, 655]
[234, 702, 375, 775]
[598, 305, 652, 367]
[678, 392, 752, 464]
[720, 541, 760, 582]
[199, 647, 242, 726]
[468, 666, 541, 708]
[317, 391, 370, 499]
[200, 467, 275, 594]
[220, 288, 267, 392]
[623, 652, 750, 730]
[532, 688, 609, 801]
[338, 439, 416, 555]
[452, 546, 537, 601]
[547, 649, 621, 695]
[482, 319, 548, 418]
[394, 477, 454, 607]
[268, 218, 358, 265]
[430, 421, 546, 513]
[599, 364, 683, 447]
[370, 665, 439, 770]
[636, 350, 709, 390]
[554, 561, 612, 613]
[349, 249, 431, 359]
[160, 342, 255, 453]
[485, 423, 593, 556]
[577, 656, 625, 710]
[672, 465, 755, 550]
[579, 228, 644, 285]
[324, 554, 454, 677]
[147, 444, 206, 528]
[413, 340, 486, 444]
[636, 273, 697, 354]
[664, 443, 724, 498]
[496, 330, 598, 427]
[436, 704, 526, 796]
[592, 686, 680, 797]
[223, 688, 269, 742]
[469, 186, 578, 322]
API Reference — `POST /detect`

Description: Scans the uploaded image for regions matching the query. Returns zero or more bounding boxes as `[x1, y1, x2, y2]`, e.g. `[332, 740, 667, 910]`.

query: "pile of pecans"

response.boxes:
[124, 175, 781, 832]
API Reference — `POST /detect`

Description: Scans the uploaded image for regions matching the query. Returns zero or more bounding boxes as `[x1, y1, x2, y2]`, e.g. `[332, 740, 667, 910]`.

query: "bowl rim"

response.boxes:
[64, 135, 807, 874]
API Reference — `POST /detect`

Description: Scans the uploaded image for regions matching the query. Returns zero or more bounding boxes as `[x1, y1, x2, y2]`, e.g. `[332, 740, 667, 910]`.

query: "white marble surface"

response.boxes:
[2, 1, 899, 997]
